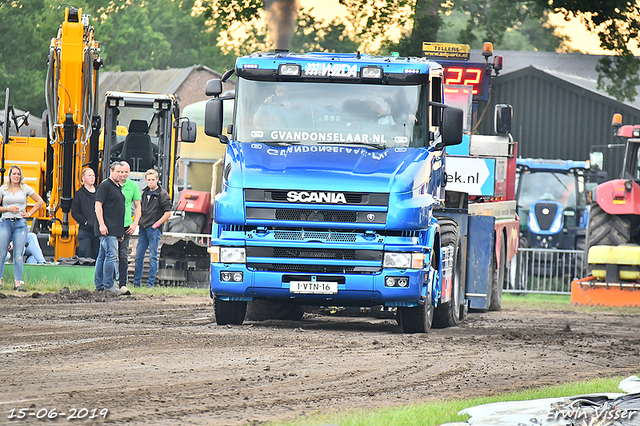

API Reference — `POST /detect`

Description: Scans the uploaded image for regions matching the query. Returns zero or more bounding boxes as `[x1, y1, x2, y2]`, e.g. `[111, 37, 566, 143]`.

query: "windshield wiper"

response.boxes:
[322, 142, 387, 150]
[551, 173, 570, 192]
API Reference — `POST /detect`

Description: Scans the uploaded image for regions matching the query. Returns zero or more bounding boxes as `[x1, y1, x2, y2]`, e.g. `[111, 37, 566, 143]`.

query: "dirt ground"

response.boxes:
[1, 290, 639, 426]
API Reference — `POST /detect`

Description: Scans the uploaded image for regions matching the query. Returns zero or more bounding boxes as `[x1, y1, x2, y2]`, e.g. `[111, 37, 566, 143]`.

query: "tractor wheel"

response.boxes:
[586, 203, 631, 275]
[214, 296, 247, 325]
[166, 212, 206, 234]
[433, 218, 463, 328]
[587, 203, 631, 247]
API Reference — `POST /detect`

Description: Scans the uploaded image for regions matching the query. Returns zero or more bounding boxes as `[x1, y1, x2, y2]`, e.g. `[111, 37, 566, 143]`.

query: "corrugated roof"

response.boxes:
[98, 64, 221, 100]
[469, 49, 640, 111]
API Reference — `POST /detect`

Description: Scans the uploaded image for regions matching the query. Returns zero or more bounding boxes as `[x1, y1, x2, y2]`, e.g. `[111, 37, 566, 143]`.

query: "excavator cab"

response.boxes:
[102, 91, 196, 198]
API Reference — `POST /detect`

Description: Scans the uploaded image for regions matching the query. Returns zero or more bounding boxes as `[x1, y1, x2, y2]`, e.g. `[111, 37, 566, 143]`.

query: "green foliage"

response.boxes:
[217, 6, 360, 57]
[0, 0, 232, 114]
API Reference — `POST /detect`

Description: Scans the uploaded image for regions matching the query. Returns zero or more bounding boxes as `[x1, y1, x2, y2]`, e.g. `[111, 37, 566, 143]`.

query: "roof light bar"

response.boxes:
[278, 64, 301, 76]
[361, 66, 383, 79]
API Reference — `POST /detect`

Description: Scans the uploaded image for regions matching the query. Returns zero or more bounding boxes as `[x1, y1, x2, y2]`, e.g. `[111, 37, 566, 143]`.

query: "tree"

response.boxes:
[0, 0, 233, 114]
[530, 0, 640, 102]
[214, 6, 360, 57]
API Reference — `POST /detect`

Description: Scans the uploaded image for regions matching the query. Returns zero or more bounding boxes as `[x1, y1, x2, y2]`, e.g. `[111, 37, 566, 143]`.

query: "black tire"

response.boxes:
[245, 299, 304, 321]
[488, 236, 505, 311]
[587, 203, 630, 247]
[214, 296, 247, 325]
[433, 218, 463, 328]
[399, 291, 434, 334]
[166, 212, 206, 234]
[575, 235, 586, 279]
[586, 203, 631, 275]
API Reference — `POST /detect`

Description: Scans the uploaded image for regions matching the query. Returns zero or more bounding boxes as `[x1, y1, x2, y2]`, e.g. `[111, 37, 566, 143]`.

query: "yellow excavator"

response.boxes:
[2, 7, 196, 261]
[0, 7, 100, 259]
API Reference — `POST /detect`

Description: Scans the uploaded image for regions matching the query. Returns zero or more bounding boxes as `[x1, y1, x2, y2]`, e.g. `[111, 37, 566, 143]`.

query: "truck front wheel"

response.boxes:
[214, 296, 247, 325]
[398, 290, 434, 334]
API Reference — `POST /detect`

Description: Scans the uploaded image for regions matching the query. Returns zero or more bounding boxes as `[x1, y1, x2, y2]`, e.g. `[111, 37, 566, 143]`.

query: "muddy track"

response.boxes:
[0, 290, 639, 425]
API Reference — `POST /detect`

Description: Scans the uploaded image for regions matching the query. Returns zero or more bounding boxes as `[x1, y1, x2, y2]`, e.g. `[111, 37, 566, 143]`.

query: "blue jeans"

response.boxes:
[94, 236, 118, 291]
[4, 232, 46, 264]
[133, 227, 161, 287]
[77, 228, 99, 259]
[25, 232, 45, 264]
[0, 218, 28, 282]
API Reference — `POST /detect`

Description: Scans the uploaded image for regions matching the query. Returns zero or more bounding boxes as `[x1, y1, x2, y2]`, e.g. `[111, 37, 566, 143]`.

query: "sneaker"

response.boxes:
[104, 285, 123, 295]
[95, 287, 104, 292]
[14, 285, 26, 292]
[120, 285, 131, 296]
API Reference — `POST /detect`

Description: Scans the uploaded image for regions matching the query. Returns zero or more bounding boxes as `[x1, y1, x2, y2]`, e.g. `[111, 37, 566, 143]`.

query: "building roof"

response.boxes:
[469, 49, 640, 112]
[98, 64, 221, 101]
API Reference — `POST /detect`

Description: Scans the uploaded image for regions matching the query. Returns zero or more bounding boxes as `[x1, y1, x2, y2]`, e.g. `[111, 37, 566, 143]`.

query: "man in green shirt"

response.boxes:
[118, 161, 141, 288]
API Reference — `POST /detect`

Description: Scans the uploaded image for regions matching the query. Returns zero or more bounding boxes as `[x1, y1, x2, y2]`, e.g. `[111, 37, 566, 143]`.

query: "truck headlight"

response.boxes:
[383, 252, 424, 269]
[209, 246, 246, 263]
[221, 247, 246, 263]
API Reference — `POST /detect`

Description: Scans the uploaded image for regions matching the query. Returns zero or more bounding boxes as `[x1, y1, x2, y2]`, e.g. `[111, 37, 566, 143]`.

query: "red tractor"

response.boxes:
[575, 114, 640, 307]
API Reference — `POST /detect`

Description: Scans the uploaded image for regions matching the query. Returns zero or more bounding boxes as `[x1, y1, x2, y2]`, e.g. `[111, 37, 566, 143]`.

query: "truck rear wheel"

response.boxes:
[488, 236, 505, 311]
[214, 296, 247, 325]
[399, 294, 433, 334]
[245, 299, 304, 321]
[433, 218, 463, 328]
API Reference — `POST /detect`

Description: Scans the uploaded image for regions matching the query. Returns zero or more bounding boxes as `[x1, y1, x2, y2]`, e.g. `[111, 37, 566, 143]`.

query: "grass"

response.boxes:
[1, 277, 209, 297]
[502, 292, 640, 314]
[266, 376, 632, 426]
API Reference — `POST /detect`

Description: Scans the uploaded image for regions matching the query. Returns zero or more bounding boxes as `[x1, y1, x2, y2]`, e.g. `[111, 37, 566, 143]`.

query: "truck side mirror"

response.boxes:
[494, 104, 512, 134]
[204, 98, 226, 142]
[438, 106, 463, 148]
[590, 151, 604, 171]
[205, 79, 223, 97]
[180, 120, 197, 143]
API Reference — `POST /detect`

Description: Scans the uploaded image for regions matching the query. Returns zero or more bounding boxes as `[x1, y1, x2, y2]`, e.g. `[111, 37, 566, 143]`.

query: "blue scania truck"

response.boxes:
[203, 48, 514, 333]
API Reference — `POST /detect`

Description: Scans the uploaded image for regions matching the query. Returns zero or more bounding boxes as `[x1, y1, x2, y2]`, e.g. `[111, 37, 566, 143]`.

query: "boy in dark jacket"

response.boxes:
[132, 169, 171, 287]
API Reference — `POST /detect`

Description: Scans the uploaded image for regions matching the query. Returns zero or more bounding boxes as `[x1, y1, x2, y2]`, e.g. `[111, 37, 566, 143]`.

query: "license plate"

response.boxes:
[289, 281, 338, 294]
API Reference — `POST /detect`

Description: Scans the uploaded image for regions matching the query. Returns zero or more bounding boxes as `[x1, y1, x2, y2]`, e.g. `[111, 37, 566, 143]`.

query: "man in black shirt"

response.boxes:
[94, 162, 129, 294]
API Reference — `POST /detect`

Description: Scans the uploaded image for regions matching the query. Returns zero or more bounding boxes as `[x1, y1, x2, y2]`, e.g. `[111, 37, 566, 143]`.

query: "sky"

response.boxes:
[301, 0, 637, 55]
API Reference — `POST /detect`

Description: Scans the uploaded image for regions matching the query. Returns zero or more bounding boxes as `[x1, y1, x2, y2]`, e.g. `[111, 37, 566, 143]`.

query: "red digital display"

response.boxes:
[443, 66, 486, 98]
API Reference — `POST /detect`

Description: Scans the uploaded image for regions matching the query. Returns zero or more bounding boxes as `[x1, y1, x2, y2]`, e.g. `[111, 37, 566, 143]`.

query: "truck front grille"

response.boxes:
[246, 207, 386, 224]
[248, 246, 381, 261]
[276, 208, 356, 222]
[273, 230, 357, 242]
[248, 264, 380, 274]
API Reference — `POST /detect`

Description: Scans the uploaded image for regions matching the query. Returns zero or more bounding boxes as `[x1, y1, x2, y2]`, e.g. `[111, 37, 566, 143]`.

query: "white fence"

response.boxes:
[505, 248, 585, 294]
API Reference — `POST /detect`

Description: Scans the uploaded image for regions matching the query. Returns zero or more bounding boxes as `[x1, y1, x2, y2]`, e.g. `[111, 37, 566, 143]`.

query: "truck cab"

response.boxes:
[205, 51, 467, 333]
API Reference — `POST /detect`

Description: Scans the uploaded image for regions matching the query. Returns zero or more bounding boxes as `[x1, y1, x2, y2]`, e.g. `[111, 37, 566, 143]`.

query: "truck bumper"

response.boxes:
[210, 265, 427, 306]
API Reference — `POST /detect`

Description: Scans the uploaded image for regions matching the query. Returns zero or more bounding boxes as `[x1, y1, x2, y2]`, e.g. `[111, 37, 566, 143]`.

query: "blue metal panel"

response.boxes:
[465, 215, 495, 310]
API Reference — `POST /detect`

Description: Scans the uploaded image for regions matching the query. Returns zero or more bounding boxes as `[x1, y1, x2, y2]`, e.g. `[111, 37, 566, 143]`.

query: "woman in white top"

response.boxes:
[0, 165, 44, 291]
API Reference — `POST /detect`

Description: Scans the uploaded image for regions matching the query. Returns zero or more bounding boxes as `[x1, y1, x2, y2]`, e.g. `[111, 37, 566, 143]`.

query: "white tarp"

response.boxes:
[441, 376, 640, 426]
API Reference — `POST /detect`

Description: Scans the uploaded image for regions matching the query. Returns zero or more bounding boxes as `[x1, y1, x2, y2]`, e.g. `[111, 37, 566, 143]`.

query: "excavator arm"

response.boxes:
[45, 7, 102, 259]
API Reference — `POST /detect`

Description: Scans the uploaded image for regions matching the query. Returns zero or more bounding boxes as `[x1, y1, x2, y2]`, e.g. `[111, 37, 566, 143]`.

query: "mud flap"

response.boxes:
[465, 215, 495, 310]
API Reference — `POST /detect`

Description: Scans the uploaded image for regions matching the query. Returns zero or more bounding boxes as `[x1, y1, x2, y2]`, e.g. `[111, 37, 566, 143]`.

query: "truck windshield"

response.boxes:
[234, 79, 424, 149]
